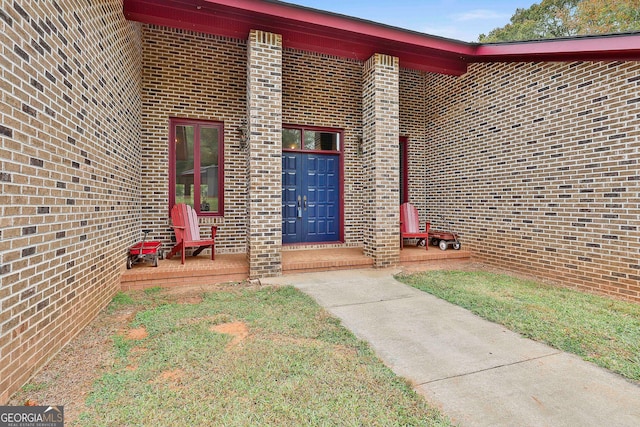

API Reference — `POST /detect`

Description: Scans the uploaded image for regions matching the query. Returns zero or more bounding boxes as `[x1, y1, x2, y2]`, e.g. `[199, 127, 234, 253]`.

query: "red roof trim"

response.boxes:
[208, 0, 474, 55]
[123, 0, 640, 75]
[474, 33, 640, 62]
[124, 0, 470, 74]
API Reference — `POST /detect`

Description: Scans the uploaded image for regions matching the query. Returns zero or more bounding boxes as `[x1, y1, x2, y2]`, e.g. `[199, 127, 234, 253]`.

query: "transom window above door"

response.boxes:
[282, 126, 341, 152]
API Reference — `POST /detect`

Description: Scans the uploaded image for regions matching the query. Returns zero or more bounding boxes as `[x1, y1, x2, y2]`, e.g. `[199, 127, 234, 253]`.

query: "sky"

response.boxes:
[284, 0, 538, 42]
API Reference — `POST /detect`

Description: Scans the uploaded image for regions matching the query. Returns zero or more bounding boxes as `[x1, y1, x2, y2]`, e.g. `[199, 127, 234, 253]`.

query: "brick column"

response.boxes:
[246, 30, 282, 278]
[362, 54, 400, 267]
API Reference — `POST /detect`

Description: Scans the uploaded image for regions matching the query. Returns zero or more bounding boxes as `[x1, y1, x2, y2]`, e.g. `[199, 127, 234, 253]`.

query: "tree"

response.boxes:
[478, 0, 640, 42]
[573, 0, 640, 34]
[479, 0, 580, 42]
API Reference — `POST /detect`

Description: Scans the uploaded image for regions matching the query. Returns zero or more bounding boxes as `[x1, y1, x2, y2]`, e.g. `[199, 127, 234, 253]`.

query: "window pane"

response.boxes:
[303, 131, 317, 150]
[174, 125, 195, 208]
[304, 131, 339, 151]
[282, 128, 301, 149]
[200, 126, 219, 212]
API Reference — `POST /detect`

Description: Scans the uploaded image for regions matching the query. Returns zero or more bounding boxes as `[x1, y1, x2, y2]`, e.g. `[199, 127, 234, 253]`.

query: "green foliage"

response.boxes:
[107, 292, 136, 313]
[112, 334, 135, 360]
[576, 0, 640, 34]
[143, 286, 163, 296]
[398, 270, 640, 382]
[479, 0, 640, 42]
[109, 288, 177, 314]
[21, 382, 49, 393]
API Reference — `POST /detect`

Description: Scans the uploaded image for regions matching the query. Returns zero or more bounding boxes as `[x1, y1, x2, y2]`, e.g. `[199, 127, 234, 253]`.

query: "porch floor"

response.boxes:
[120, 245, 471, 290]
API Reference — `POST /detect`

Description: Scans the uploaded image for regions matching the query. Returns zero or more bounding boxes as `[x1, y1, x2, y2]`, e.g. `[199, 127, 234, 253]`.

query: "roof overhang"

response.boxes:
[474, 34, 640, 63]
[123, 0, 640, 76]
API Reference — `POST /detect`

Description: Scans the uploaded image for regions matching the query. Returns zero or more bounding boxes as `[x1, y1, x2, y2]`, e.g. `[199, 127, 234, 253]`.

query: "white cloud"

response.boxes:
[421, 24, 482, 42]
[453, 9, 510, 22]
[422, 25, 457, 38]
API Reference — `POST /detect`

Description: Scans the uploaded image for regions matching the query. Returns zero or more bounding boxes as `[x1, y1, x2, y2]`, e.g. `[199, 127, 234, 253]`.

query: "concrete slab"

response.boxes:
[263, 269, 640, 426]
[418, 352, 640, 427]
[329, 295, 558, 384]
[269, 269, 557, 383]
[271, 268, 417, 307]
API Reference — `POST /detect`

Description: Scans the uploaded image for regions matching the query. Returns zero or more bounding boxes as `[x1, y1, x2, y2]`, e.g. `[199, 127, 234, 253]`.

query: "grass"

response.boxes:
[107, 287, 165, 314]
[76, 285, 451, 426]
[396, 270, 640, 382]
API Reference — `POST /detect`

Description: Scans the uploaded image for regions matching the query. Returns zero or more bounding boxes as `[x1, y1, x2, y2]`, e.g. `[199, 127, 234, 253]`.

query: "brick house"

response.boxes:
[1, 0, 638, 403]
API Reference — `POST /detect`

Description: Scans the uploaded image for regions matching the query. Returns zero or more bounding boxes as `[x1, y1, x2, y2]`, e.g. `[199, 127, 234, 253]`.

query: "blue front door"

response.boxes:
[282, 152, 340, 244]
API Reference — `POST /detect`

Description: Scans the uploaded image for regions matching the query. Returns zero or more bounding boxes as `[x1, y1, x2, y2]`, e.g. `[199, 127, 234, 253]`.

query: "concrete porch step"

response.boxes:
[282, 247, 374, 274]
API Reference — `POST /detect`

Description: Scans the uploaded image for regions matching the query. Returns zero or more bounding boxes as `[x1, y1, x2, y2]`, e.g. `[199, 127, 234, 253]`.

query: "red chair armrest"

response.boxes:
[211, 225, 218, 238]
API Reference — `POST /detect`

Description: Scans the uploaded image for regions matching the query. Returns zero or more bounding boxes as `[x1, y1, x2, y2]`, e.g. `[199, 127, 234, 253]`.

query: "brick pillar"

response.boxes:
[246, 30, 282, 278]
[362, 54, 400, 267]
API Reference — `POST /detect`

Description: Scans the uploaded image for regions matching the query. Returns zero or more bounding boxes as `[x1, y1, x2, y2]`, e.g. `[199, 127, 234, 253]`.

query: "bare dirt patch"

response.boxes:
[158, 368, 184, 381]
[159, 280, 263, 299]
[126, 346, 148, 372]
[126, 327, 148, 340]
[211, 321, 249, 349]
[180, 314, 230, 327]
[155, 369, 185, 390]
[177, 295, 203, 304]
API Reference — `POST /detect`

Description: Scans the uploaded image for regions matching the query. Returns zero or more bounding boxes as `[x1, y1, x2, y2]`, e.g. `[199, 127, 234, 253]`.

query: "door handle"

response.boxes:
[303, 195, 307, 210]
[297, 195, 302, 218]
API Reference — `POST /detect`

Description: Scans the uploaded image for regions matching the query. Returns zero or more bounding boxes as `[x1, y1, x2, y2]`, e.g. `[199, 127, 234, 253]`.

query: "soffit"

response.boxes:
[123, 0, 640, 76]
[123, 0, 472, 75]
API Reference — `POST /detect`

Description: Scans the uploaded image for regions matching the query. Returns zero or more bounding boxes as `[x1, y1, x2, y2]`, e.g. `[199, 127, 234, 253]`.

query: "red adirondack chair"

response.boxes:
[400, 202, 429, 250]
[167, 204, 217, 264]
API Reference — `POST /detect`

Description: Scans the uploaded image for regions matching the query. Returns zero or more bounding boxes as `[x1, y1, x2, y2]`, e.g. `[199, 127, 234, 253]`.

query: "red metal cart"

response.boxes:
[127, 230, 163, 269]
[428, 215, 462, 251]
[428, 230, 461, 251]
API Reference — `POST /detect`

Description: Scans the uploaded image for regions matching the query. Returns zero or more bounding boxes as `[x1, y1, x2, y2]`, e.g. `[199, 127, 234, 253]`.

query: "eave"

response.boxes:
[473, 33, 640, 63]
[123, 0, 472, 75]
[123, 0, 640, 76]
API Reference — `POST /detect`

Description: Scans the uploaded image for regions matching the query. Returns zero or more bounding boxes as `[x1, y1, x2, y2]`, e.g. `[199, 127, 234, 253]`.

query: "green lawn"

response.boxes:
[77, 286, 451, 426]
[396, 270, 640, 383]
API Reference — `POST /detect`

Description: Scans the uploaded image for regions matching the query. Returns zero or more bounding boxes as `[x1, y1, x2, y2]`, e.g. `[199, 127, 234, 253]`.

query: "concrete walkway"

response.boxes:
[262, 268, 640, 427]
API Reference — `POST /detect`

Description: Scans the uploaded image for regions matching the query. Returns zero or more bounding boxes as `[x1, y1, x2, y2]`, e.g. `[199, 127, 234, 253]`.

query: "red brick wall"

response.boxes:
[140, 26, 247, 252]
[400, 68, 429, 211]
[0, 0, 142, 403]
[419, 61, 640, 301]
